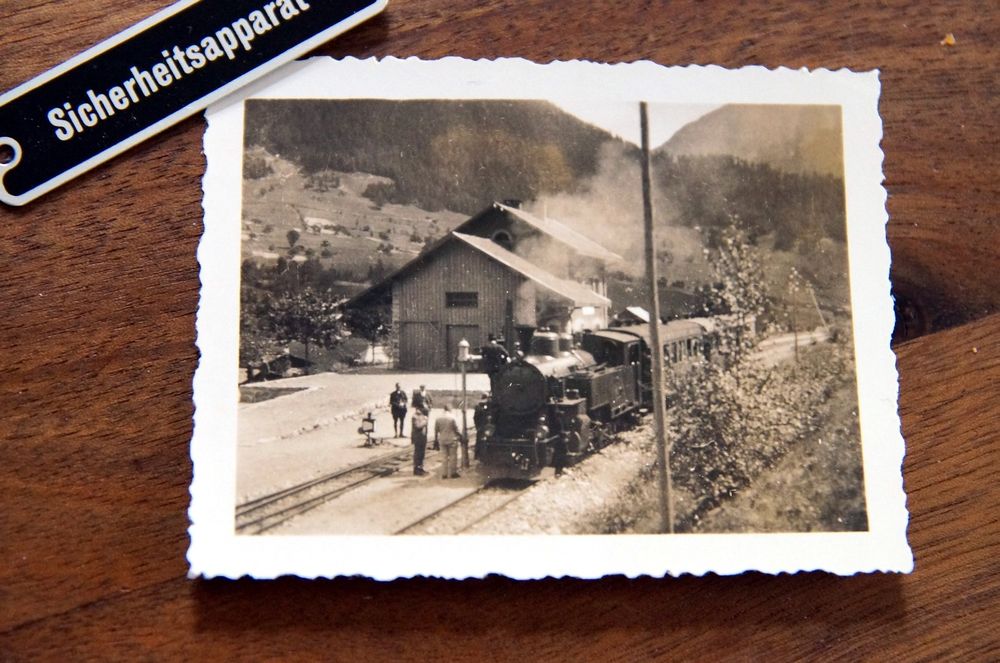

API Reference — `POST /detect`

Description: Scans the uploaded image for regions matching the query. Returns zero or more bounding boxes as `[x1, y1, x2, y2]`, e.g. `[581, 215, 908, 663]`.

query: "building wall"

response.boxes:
[394, 241, 535, 369]
[390, 283, 402, 366]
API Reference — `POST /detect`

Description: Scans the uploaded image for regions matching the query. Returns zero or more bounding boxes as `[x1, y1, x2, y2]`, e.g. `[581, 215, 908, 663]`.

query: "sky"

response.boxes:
[550, 100, 723, 148]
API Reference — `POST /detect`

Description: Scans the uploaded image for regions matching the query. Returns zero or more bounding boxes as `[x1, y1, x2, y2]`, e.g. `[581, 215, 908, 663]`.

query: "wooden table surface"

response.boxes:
[1, 1, 997, 659]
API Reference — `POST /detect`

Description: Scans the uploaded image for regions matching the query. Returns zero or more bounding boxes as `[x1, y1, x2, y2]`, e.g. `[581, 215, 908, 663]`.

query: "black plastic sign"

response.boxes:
[0, 0, 387, 206]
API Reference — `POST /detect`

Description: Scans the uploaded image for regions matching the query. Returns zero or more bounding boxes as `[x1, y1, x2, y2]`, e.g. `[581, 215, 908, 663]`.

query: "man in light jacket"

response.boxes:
[434, 404, 462, 479]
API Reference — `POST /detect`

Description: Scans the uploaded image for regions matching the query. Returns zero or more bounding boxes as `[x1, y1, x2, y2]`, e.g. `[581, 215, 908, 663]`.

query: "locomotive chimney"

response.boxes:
[514, 324, 536, 353]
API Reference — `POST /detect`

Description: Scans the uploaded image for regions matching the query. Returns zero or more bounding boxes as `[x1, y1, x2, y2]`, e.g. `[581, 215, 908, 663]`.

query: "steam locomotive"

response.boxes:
[477, 319, 727, 478]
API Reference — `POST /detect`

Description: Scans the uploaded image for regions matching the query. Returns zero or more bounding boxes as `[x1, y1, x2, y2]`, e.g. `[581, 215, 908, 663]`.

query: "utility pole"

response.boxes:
[807, 282, 830, 333]
[790, 276, 799, 364]
[639, 102, 673, 534]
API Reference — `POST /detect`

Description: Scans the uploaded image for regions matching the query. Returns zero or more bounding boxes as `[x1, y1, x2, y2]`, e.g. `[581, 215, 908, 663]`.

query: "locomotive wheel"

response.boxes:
[589, 423, 611, 452]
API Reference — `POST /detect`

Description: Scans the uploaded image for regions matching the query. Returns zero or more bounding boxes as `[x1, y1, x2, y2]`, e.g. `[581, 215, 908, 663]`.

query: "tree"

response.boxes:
[709, 223, 768, 364]
[267, 287, 344, 361]
[344, 305, 391, 364]
[286, 229, 300, 248]
[663, 222, 836, 516]
[366, 258, 389, 283]
[239, 285, 279, 372]
[243, 153, 272, 179]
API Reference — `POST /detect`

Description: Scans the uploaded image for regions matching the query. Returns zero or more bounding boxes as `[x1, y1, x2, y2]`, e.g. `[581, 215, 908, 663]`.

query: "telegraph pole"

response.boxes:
[791, 277, 799, 364]
[639, 102, 673, 534]
[807, 282, 830, 333]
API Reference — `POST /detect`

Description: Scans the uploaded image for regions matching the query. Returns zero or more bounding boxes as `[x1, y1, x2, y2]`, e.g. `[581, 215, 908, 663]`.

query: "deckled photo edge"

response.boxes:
[189, 57, 911, 580]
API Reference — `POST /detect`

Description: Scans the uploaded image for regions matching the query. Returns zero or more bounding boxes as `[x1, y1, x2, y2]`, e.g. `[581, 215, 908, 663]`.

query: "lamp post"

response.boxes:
[457, 339, 471, 469]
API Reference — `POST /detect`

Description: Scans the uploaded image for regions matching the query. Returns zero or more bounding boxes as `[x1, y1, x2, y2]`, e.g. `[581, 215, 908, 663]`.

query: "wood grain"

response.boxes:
[0, 0, 997, 659]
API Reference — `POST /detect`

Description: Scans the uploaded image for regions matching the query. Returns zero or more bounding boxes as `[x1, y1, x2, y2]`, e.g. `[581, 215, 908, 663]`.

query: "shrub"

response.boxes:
[243, 154, 272, 179]
[668, 341, 852, 512]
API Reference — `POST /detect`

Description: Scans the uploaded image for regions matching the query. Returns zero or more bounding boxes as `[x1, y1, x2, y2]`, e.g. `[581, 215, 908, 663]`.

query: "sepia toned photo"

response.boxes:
[190, 58, 911, 578]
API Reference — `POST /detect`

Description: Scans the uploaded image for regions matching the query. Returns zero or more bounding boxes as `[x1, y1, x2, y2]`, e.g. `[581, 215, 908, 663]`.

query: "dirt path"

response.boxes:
[237, 371, 488, 501]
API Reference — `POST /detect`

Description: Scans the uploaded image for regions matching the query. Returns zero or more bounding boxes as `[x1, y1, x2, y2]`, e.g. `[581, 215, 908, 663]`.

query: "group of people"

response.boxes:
[385, 333, 511, 480]
[388, 383, 469, 479]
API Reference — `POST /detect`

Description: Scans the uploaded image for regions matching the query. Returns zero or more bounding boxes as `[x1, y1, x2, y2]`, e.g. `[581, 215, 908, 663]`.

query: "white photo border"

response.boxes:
[189, 57, 912, 579]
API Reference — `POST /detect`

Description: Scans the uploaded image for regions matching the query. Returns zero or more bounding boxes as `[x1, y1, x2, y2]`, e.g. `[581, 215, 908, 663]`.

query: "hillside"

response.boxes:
[660, 104, 844, 177]
[245, 99, 628, 216]
[241, 148, 466, 280]
[242, 100, 853, 314]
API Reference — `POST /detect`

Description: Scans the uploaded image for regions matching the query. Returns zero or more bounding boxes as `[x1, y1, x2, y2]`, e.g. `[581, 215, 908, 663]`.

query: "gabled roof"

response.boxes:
[344, 230, 611, 310]
[623, 306, 650, 322]
[345, 200, 620, 309]
[470, 202, 623, 264]
[451, 233, 610, 307]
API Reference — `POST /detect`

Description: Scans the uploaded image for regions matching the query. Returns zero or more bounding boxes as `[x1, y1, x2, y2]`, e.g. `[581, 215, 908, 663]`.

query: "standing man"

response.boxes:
[389, 382, 408, 437]
[481, 335, 510, 393]
[412, 384, 432, 414]
[434, 404, 461, 479]
[411, 409, 428, 476]
[473, 393, 490, 460]
[412, 385, 434, 447]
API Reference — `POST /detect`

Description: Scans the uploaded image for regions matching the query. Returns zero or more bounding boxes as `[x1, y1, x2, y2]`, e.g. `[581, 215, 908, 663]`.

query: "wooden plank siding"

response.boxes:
[398, 321, 439, 370]
[393, 241, 535, 369]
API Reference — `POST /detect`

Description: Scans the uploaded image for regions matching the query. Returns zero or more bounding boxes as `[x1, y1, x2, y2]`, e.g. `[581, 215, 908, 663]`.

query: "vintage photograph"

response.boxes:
[191, 58, 910, 578]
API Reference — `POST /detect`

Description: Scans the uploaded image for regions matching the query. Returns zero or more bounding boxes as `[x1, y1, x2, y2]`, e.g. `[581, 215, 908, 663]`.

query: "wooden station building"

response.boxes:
[346, 201, 620, 370]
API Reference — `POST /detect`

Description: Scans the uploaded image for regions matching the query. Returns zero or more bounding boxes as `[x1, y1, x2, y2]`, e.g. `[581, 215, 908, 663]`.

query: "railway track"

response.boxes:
[236, 447, 413, 534]
[394, 478, 535, 535]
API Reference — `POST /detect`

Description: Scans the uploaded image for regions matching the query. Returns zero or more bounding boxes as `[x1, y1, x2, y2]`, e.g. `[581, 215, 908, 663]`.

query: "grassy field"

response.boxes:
[241, 148, 466, 277]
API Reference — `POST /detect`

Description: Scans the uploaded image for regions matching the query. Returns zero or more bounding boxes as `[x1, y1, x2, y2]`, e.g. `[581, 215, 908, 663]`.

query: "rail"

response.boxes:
[235, 447, 412, 534]
[393, 478, 535, 535]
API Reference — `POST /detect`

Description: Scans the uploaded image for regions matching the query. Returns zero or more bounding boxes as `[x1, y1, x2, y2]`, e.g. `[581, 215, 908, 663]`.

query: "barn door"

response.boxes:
[446, 324, 480, 369]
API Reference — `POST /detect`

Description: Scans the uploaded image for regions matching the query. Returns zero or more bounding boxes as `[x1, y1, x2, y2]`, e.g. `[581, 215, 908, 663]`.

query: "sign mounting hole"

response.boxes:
[0, 142, 14, 165]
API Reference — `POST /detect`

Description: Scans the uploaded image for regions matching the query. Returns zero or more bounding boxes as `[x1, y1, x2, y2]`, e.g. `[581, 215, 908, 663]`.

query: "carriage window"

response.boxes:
[445, 292, 478, 308]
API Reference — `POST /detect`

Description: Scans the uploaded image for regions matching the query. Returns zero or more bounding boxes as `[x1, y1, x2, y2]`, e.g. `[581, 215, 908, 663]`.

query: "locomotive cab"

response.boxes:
[572, 330, 643, 423]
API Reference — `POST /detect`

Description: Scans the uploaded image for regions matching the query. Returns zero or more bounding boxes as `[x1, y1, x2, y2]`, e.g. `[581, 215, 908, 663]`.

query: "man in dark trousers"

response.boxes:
[481, 335, 510, 393]
[410, 409, 429, 476]
[411, 384, 433, 447]
[389, 382, 408, 437]
[473, 393, 491, 460]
